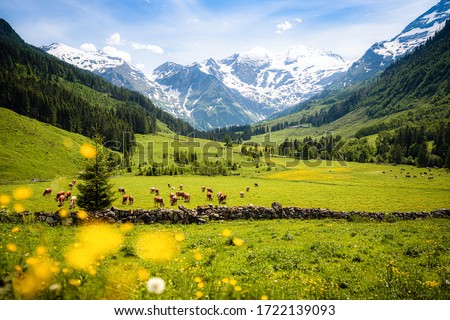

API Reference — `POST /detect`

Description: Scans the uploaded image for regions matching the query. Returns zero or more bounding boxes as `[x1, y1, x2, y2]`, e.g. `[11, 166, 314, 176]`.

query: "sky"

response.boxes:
[0, 0, 440, 74]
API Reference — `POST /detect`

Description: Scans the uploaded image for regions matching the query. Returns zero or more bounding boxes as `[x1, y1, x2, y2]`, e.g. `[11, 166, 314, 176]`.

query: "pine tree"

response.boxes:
[77, 133, 116, 212]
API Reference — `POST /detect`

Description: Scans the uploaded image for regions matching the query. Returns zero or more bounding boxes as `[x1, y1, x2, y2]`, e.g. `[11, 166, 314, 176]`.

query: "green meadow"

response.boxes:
[1, 112, 449, 300]
[0, 218, 449, 300]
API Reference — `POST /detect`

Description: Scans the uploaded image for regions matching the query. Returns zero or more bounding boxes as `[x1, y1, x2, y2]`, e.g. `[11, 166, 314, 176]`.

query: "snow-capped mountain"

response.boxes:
[151, 46, 350, 129]
[41, 43, 190, 122]
[43, 42, 350, 130]
[331, 0, 450, 89]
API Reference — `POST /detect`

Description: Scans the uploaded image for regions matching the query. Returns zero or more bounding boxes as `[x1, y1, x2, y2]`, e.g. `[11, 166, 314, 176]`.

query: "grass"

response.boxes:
[0, 218, 449, 300]
[1, 161, 448, 214]
[0, 107, 90, 184]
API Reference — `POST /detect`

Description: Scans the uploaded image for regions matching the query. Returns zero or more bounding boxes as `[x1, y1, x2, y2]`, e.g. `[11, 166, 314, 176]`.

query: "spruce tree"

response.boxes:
[77, 133, 116, 212]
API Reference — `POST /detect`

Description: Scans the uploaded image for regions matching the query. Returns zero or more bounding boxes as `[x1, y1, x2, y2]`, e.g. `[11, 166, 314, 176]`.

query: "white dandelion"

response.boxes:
[146, 277, 165, 294]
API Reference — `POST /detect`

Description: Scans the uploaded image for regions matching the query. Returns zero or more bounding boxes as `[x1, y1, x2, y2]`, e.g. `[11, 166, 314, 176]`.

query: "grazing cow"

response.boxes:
[118, 187, 126, 194]
[207, 187, 213, 193]
[201, 186, 206, 192]
[218, 193, 227, 204]
[184, 193, 191, 202]
[43, 188, 52, 196]
[69, 196, 77, 209]
[58, 195, 66, 207]
[128, 195, 134, 205]
[176, 191, 186, 199]
[71, 179, 77, 185]
[179, 184, 183, 190]
[155, 188, 160, 196]
[150, 187, 156, 193]
[168, 183, 171, 188]
[68, 183, 73, 189]
[428, 176, 434, 180]
[65, 191, 72, 198]
[246, 186, 250, 192]
[154, 196, 164, 207]
[207, 192, 213, 201]
[170, 195, 178, 206]
[254, 182, 259, 187]
[122, 195, 129, 205]
[55, 191, 65, 201]
[217, 191, 222, 199]
[240, 191, 244, 198]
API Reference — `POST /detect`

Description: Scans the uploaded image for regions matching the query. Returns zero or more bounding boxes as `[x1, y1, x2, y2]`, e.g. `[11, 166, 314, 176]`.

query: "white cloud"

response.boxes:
[102, 46, 132, 62]
[276, 17, 302, 34]
[276, 21, 293, 34]
[80, 43, 97, 52]
[106, 32, 122, 45]
[130, 42, 164, 54]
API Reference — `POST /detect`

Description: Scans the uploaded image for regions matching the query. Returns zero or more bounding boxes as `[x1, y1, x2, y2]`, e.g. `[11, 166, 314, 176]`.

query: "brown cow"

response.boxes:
[246, 186, 250, 192]
[122, 195, 129, 205]
[170, 195, 178, 206]
[217, 191, 222, 199]
[207, 187, 213, 193]
[207, 191, 213, 201]
[168, 183, 171, 188]
[118, 187, 126, 194]
[128, 195, 134, 205]
[58, 194, 66, 207]
[201, 186, 206, 192]
[154, 196, 164, 207]
[43, 188, 52, 196]
[71, 179, 77, 185]
[55, 191, 65, 201]
[150, 187, 156, 194]
[218, 193, 227, 204]
[179, 184, 183, 190]
[176, 191, 186, 199]
[65, 191, 72, 199]
[240, 191, 244, 198]
[155, 188, 160, 196]
[69, 196, 77, 209]
[254, 182, 258, 187]
[184, 193, 191, 202]
[68, 183, 73, 189]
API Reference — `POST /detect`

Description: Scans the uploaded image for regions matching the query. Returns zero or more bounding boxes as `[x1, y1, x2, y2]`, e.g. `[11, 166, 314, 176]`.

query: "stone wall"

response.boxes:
[2, 203, 449, 226]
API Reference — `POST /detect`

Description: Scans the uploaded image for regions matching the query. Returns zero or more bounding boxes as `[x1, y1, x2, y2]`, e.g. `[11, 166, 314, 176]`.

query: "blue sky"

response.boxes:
[0, 0, 440, 73]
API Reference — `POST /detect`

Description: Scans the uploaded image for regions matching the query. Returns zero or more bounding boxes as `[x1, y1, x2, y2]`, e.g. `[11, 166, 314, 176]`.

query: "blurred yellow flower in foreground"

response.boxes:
[136, 232, 178, 261]
[13, 203, 26, 213]
[80, 143, 96, 159]
[66, 224, 123, 271]
[76, 210, 88, 220]
[14, 254, 58, 298]
[13, 187, 32, 200]
[195, 291, 204, 299]
[11, 226, 20, 233]
[194, 252, 203, 261]
[261, 295, 269, 300]
[6, 243, 17, 252]
[137, 268, 150, 282]
[0, 194, 11, 206]
[232, 238, 244, 247]
[221, 229, 232, 237]
[174, 233, 185, 242]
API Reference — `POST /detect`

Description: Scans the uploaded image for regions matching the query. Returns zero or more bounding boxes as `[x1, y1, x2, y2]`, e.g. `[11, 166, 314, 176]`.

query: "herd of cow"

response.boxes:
[42, 179, 77, 209]
[43, 180, 259, 209]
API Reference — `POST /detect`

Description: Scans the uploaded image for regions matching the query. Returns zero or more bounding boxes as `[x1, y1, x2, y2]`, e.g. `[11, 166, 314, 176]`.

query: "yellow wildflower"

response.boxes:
[80, 143, 96, 159]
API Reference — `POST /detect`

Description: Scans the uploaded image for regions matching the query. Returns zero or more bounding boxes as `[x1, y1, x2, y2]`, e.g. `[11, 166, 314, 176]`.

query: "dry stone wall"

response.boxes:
[2, 203, 449, 226]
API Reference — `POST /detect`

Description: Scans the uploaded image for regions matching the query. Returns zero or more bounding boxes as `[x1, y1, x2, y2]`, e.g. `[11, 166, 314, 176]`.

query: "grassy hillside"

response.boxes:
[0, 107, 90, 183]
